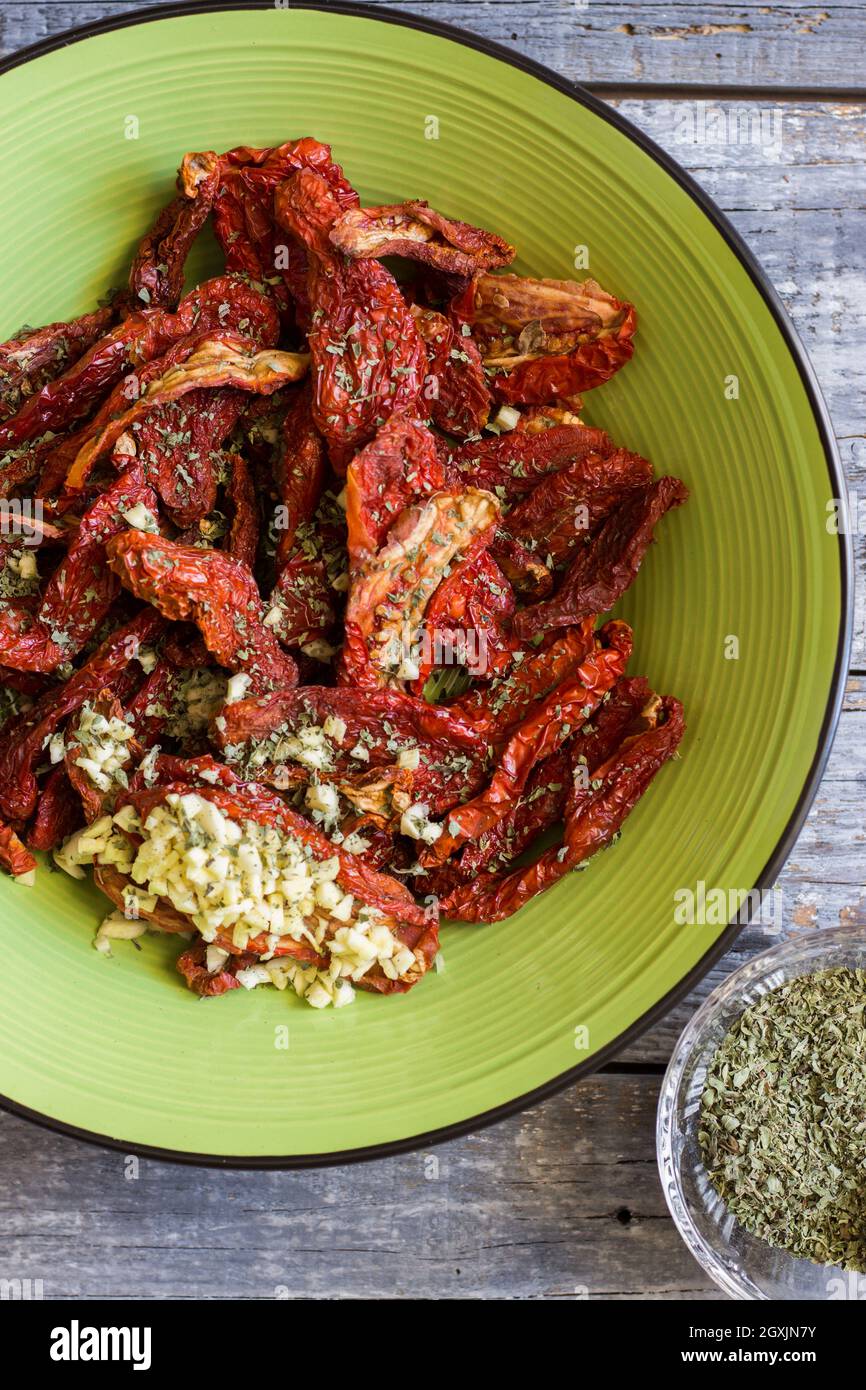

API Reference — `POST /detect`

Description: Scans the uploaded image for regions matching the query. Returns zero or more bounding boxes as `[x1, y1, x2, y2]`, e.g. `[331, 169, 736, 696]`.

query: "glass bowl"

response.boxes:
[657, 925, 866, 1300]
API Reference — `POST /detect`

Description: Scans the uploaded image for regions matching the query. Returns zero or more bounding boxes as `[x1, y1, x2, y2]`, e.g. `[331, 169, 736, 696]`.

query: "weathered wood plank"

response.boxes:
[0, 1072, 722, 1299]
[1, 2, 865, 91]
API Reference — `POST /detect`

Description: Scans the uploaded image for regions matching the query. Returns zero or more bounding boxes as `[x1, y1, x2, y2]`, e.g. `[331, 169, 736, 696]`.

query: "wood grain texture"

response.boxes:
[0, 1, 863, 1302]
[1, 1, 865, 91]
[0, 1074, 724, 1299]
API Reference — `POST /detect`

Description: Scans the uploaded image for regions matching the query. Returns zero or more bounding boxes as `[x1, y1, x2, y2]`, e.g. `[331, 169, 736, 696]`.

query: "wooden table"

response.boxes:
[0, 1, 863, 1300]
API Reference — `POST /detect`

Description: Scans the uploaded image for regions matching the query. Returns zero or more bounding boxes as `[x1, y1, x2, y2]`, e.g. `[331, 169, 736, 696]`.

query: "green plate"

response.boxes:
[0, 3, 851, 1165]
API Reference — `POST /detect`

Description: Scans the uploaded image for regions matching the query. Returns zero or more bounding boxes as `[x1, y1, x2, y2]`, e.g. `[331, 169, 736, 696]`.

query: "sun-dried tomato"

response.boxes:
[127, 151, 220, 311]
[489, 534, 553, 602]
[341, 487, 500, 689]
[207, 138, 358, 328]
[223, 452, 259, 569]
[64, 334, 309, 493]
[26, 764, 82, 851]
[345, 416, 446, 566]
[329, 200, 514, 276]
[0, 276, 280, 480]
[446, 620, 597, 742]
[274, 170, 428, 470]
[410, 305, 492, 438]
[455, 746, 571, 882]
[500, 445, 654, 578]
[268, 557, 335, 648]
[0, 820, 36, 878]
[411, 536, 516, 692]
[0, 462, 158, 673]
[0, 306, 115, 423]
[427, 620, 632, 861]
[137, 388, 244, 528]
[452, 272, 636, 405]
[442, 694, 684, 921]
[107, 530, 297, 693]
[443, 422, 613, 505]
[215, 684, 486, 767]
[271, 383, 326, 566]
[513, 476, 689, 639]
[0, 607, 164, 822]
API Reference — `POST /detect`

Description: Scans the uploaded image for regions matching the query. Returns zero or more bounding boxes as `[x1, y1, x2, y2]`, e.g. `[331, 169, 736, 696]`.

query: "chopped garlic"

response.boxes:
[400, 802, 443, 844]
[322, 714, 347, 743]
[492, 404, 521, 431]
[121, 502, 160, 533]
[396, 746, 420, 771]
[94, 910, 147, 955]
[225, 673, 251, 704]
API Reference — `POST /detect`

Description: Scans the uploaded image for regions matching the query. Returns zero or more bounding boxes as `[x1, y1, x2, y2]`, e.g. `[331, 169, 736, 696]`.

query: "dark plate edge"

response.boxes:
[0, 0, 854, 1170]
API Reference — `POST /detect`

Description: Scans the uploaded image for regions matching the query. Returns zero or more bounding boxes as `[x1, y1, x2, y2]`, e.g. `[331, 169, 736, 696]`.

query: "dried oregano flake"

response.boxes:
[699, 966, 866, 1272]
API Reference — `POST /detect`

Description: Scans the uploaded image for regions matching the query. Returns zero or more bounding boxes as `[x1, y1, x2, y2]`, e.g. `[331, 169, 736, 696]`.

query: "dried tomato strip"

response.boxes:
[224, 453, 259, 569]
[345, 416, 446, 566]
[513, 476, 689, 639]
[274, 169, 428, 470]
[0, 607, 165, 822]
[127, 151, 220, 311]
[411, 305, 491, 438]
[443, 423, 613, 505]
[0, 306, 115, 423]
[107, 530, 298, 693]
[442, 695, 684, 921]
[446, 620, 597, 743]
[0, 275, 279, 471]
[26, 764, 82, 851]
[329, 200, 514, 276]
[428, 620, 632, 861]
[65, 335, 309, 492]
[0, 820, 36, 878]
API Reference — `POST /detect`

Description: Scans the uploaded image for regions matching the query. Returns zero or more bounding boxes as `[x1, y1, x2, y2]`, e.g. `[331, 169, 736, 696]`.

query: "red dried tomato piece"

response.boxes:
[0, 607, 165, 822]
[446, 620, 597, 743]
[273, 383, 326, 567]
[329, 200, 514, 276]
[513, 476, 689, 639]
[274, 169, 428, 470]
[500, 445, 654, 576]
[411, 536, 516, 692]
[0, 275, 280, 477]
[208, 138, 358, 328]
[64, 334, 308, 493]
[127, 151, 220, 311]
[223, 452, 259, 569]
[137, 388, 245, 528]
[0, 820, 36, 878]
[452, 272, 636, 405]
[121, 779, 432, 931]
[341, 488, 500, 689]
[443, 694, 684, 921]
[107, 530, 297, 694]
[411, 305, 492, 438]
[26, 764, 82, 851]
[0, 306, 115, 423]
[443, 423, 613, 505]
[428, 620, 633, 862]
[345, 416, 446, 566]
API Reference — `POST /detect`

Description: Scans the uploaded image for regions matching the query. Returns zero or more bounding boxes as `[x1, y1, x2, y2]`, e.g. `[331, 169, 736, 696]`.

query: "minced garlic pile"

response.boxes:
[55, 792, 418, 1008]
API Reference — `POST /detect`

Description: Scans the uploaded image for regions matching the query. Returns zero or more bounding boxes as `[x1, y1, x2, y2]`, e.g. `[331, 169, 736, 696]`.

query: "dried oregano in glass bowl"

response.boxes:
[699, 967, 866, 1273]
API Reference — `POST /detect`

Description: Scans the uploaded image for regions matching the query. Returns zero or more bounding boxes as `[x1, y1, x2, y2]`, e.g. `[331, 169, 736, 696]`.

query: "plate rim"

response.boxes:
[0, 0, 854, 1169]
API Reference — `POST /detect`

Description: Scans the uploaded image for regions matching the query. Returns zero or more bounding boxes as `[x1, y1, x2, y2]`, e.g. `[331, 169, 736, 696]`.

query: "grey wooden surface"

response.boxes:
[0, 0, 864, 1301]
